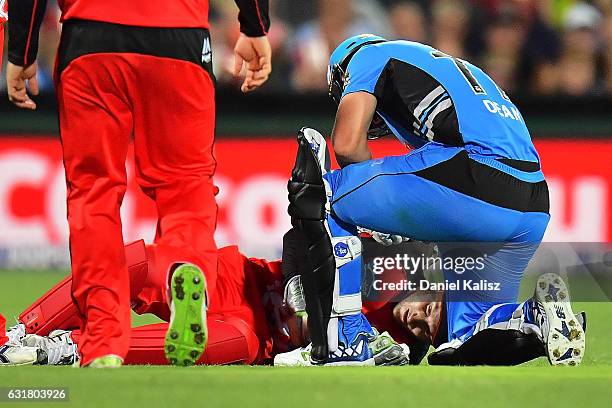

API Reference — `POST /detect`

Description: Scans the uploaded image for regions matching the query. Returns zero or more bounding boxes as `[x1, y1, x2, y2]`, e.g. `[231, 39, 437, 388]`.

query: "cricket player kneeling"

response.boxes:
[281, 33, 584, 366]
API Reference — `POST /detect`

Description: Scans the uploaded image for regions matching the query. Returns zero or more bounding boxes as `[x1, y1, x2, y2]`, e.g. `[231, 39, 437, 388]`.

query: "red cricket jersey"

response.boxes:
[9, 0, 268, 67]
[57, 0, 209, 29]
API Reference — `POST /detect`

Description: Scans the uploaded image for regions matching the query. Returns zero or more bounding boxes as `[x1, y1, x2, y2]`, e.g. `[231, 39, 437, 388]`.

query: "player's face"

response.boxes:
[392, 291, 443, 344]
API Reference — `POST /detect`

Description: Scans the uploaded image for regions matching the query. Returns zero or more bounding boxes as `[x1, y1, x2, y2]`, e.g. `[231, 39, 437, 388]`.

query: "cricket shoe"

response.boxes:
[165, 263, 208, 366]
[533, 273, 585, 366]
[23, 330, 80, 366]
[87, 355, 122, 368]
[1, 324, 46, 366]
[0, 343, 46, 366]
[6, 323, 27, 345]
[274, 330, 409, 366]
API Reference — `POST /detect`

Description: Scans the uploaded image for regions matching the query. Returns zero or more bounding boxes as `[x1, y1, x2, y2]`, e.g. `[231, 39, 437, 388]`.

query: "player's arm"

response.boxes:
[232, 0, 272, 93]
[332, 92, 377, 168]
[6, 0, 48, 110]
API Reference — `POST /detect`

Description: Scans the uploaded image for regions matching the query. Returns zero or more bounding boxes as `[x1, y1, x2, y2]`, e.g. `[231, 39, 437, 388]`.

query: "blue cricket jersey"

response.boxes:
[341, 40, 540, 163]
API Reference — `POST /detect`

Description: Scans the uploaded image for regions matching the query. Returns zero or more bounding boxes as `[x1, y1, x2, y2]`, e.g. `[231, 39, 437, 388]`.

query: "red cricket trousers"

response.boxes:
[56, 25, 218, 364]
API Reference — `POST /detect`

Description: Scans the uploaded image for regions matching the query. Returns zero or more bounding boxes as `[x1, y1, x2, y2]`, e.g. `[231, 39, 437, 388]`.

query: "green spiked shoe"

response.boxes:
[86, 355, 122, 368]
[165, 263, 208, 366]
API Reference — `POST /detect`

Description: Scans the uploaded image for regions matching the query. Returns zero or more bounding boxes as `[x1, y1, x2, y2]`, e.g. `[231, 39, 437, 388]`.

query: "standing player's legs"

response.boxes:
[57, 56, 134, 366]
[130, 56, 217, 365]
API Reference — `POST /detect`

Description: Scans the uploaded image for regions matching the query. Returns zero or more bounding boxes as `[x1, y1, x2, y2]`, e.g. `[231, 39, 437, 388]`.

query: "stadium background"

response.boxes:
[1, 0, 612, 268]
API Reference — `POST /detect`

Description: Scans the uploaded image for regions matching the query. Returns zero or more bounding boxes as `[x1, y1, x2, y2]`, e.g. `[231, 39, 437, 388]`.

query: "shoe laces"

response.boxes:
[44, 331, 79, 365]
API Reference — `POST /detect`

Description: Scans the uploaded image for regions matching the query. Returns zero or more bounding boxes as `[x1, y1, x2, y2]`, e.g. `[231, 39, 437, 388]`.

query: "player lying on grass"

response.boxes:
[0, 235, 412, 367]
[1, 231, 586, 367]
[285, 33, 584, 366]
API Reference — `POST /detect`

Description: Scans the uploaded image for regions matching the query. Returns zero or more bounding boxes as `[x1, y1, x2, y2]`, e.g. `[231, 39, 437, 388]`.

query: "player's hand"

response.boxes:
[6, 62, 39, 110]
[233, 34, 272, 93]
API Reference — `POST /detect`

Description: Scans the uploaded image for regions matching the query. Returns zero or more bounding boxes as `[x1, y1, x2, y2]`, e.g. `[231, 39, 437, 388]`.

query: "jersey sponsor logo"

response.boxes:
[334, 242, 350, 258]
[482, 100, 522, 122]
[201, 38, 212, 64]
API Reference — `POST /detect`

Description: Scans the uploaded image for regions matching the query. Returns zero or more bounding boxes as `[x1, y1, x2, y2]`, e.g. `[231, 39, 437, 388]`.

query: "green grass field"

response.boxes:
[1, 270, 611, 408]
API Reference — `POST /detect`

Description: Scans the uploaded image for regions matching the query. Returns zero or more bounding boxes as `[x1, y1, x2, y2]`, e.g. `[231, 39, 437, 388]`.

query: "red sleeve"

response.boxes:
[234, 0, 269, 37]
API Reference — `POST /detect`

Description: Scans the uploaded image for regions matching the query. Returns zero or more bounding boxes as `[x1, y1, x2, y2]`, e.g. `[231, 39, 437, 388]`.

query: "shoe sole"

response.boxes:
[165, 264, 207, 366]
[535, 273, 585, 366]
[87, 355, 123, 368]
[322, 358, 376, 366]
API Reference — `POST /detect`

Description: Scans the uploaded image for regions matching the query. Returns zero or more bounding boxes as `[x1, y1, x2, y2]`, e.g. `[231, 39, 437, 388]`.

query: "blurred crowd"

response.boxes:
[3, 0, 612, 96]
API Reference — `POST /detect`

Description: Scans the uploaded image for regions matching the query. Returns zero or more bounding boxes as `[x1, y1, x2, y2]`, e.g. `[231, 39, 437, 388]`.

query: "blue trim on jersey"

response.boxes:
[419, 94, 451, 136]
[418, 92, 449, 125]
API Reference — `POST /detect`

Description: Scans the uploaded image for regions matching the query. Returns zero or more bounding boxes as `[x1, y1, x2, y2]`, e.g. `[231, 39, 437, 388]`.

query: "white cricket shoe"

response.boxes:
[0, 343, 45, 366]
[533, 273, 586, 366]
[6, 323, 27, 344]
[274, 343, 313, 367]
[23, 330, 80, 366]
[0, 322, 46, 366]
